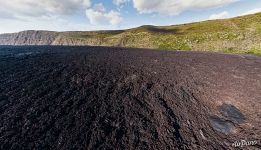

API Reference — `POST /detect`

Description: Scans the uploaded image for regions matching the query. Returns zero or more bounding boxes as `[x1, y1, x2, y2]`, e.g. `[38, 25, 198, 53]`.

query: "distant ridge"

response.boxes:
[0, 13, 261, 55]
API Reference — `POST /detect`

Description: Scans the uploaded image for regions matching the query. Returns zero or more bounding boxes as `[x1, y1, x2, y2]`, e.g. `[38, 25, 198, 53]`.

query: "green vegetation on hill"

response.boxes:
[1, 13, 261, 55]
[56, 13, 261, 55]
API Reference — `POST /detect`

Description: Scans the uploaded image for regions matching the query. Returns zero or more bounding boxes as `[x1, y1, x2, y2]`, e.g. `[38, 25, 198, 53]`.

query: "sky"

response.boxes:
[0, 0, 261, 33]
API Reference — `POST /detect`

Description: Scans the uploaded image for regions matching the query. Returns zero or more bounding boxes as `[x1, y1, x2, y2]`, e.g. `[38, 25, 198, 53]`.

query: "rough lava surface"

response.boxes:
[0, 46, 260, 150]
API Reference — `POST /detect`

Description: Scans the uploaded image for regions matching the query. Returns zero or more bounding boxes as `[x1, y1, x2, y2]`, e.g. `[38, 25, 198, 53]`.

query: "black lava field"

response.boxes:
[0, 46, 260, 150]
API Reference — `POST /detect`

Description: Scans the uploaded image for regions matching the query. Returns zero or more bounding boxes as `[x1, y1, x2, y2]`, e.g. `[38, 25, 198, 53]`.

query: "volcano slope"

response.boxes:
[0, 46, 260, 150]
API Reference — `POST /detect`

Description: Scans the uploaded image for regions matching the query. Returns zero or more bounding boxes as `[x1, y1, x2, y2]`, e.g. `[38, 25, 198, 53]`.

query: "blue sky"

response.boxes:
[0, 0, 261, 33]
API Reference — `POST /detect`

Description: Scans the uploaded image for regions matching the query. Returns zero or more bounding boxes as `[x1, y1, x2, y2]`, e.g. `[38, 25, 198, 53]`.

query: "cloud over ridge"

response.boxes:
[0, 0, 92, 19]
[209, 11, 230, 20]
[133, 0, 238, 16]
[86, 3, 122, 25]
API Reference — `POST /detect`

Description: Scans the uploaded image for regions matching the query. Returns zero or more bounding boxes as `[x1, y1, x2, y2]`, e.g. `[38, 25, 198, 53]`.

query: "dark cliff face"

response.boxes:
[0, 31, 58, 45]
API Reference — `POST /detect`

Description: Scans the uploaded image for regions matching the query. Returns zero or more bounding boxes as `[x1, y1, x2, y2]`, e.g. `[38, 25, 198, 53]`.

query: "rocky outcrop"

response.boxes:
[0, 30, 58, 45]
[0, 31, 108, 46]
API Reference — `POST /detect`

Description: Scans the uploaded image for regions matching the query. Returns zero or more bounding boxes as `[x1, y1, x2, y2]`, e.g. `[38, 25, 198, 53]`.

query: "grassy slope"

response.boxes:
[59, 13, 261, 55]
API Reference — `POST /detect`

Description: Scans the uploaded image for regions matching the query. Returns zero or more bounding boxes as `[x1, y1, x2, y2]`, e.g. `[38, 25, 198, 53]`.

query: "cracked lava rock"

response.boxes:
[0, 46, 260, 150]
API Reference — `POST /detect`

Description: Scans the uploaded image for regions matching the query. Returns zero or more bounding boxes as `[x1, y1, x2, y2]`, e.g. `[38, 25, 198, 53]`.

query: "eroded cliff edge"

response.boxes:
[0, 31, 58, 45]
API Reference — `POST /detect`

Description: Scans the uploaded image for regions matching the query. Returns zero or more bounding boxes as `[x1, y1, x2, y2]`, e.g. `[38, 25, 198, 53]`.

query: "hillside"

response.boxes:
[1, 13, 261, 55]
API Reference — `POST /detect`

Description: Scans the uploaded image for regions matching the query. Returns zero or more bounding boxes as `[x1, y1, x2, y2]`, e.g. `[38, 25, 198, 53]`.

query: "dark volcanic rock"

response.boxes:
[218, 103, 246, 124]
[208, 116, 235, 134]
[0, 46, 260, 150]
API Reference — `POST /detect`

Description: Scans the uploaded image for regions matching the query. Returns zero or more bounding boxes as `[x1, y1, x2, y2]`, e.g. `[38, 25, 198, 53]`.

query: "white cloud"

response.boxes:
[209, 11, 230, 20]
[208, 8, 261, 21]
[133, 0, 238, 16]
[0, 15, 122, 34]
[241, 8, 261, 16]
[0, 0, 124, 33]
[0, 0, 92, 19]
[86, 3, 123, 25]
[113, 0, 129, 6]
